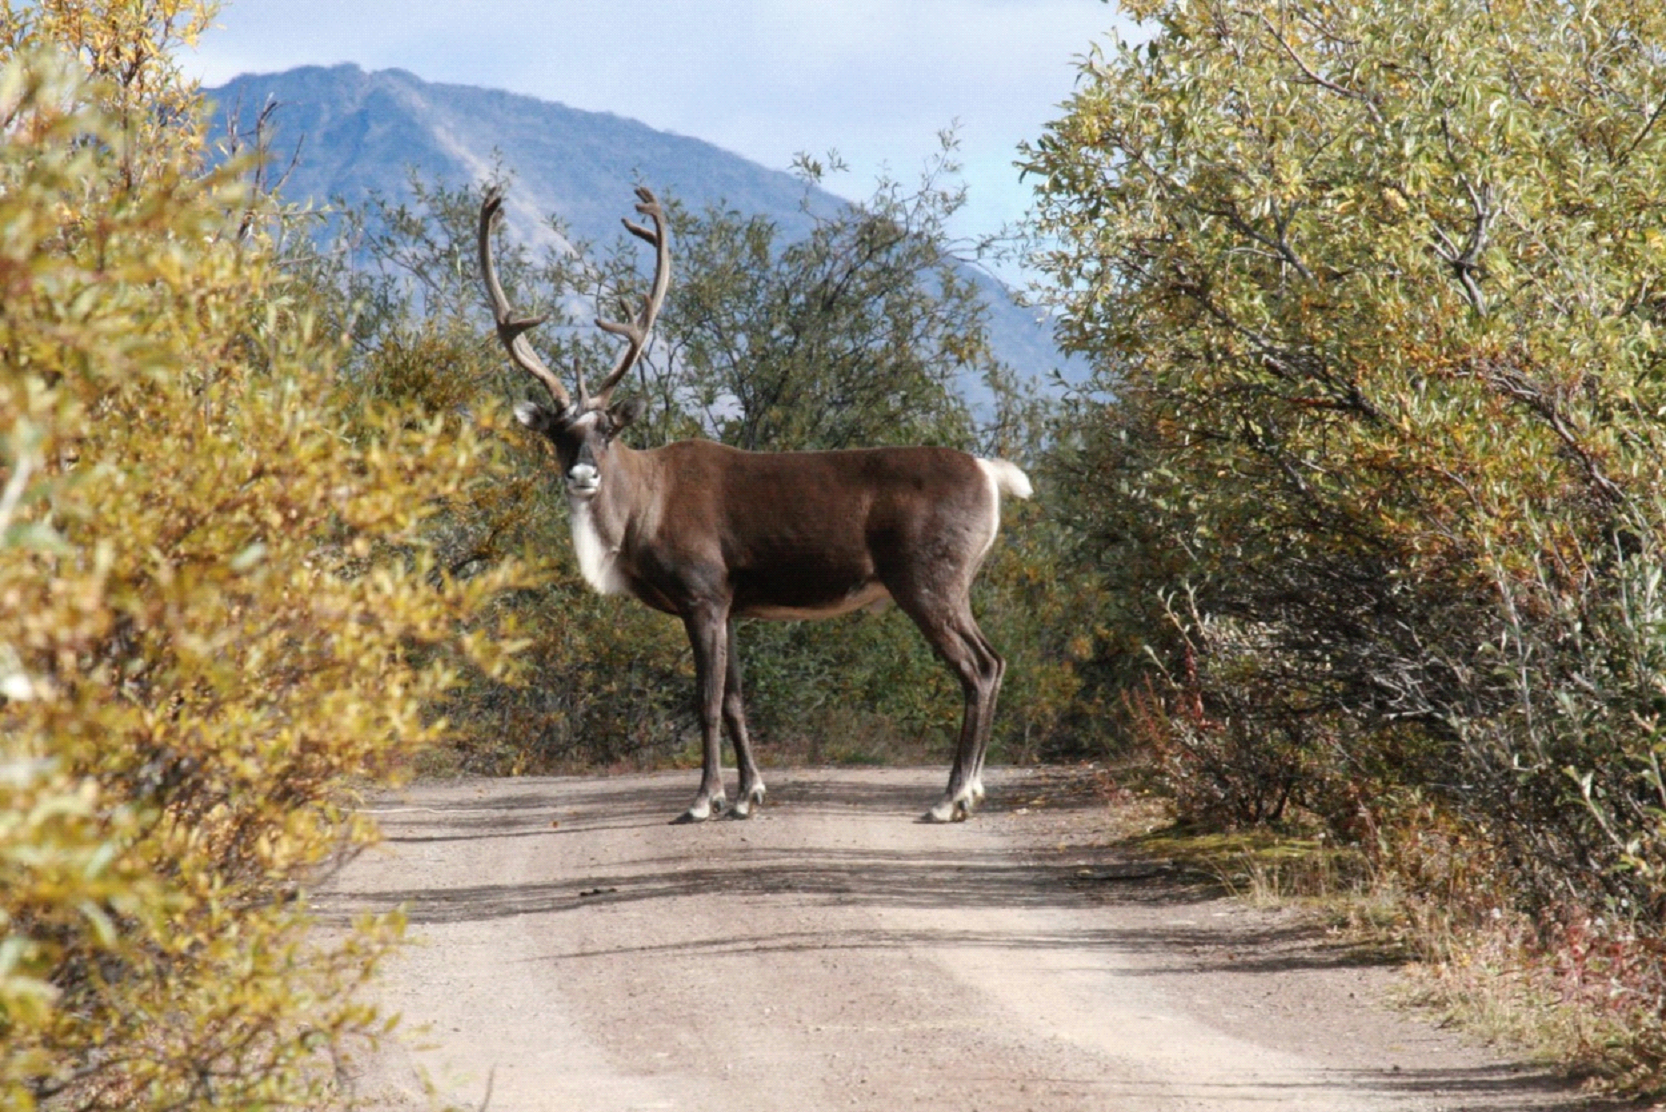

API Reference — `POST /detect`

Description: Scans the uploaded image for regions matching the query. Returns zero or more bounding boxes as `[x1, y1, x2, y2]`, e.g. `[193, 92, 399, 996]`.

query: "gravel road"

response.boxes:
[321, 767, 1601, 1111]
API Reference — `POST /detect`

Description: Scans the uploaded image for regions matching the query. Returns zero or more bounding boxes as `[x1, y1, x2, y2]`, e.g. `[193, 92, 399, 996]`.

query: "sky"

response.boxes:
[183, 0, 1131, 259]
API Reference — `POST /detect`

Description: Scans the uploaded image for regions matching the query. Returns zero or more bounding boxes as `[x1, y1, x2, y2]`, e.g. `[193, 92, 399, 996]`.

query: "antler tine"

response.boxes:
[477, 186, 573, 410]
[590, 186, 672, 406]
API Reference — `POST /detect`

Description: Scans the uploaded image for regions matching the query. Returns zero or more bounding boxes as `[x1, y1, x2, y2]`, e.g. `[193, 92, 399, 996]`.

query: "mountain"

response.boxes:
[200, 64, 1077, 394]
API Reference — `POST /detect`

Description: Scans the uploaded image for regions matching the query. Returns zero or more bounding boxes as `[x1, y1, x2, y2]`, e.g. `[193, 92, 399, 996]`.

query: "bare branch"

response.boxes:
[1620, 95, 1666, 166]
[1432, 178, 1495, 316]
[1485, 363, 1624, 505]
[1252, 10, 1383, 126]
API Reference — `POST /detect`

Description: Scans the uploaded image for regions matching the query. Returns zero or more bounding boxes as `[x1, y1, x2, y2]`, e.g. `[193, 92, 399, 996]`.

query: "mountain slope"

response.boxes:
[204, 64, 838, 245]
[201, 64, 1075, 389]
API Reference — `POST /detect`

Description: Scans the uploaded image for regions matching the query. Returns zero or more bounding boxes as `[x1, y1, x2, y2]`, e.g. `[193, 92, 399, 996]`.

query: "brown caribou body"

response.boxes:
[480, 185, 1031, 823]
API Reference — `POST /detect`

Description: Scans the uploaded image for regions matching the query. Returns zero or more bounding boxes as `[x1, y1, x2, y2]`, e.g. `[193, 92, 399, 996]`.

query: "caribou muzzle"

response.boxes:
[566, 461, 601, 497]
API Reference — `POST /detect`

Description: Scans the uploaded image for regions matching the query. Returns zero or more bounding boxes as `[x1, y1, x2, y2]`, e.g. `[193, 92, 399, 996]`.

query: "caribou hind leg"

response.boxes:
[900, 597, 1006, 823]
[964, 622, 1005, 808]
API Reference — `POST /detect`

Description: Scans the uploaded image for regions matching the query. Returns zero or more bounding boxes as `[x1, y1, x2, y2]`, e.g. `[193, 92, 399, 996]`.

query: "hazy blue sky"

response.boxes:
[184, 1, 1129, 252]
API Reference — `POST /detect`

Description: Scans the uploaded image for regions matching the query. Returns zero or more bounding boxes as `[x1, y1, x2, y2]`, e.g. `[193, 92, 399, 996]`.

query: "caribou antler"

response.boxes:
[589, 186, 671, 407]
[478, 185, 671, 411]
[477, 185, 572, 410]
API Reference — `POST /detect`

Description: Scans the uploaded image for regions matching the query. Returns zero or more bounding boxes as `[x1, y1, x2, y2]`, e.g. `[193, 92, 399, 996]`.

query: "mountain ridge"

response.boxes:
[203, 63, 837, 247]
[201, 64, 1075, 390]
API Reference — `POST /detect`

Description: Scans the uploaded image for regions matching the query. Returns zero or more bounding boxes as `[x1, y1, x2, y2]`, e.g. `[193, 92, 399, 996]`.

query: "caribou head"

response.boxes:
[478, 184, 665, 501]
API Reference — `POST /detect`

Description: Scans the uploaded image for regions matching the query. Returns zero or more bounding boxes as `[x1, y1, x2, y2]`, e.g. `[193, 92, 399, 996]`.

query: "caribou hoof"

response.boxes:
[922, 797, 971, 823]
[672, 795, 726, 824]
[729, 786, 766, 820]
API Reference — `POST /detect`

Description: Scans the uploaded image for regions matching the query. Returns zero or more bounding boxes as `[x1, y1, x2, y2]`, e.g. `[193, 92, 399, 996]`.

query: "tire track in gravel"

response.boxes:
[322, 767, 1596, 1112]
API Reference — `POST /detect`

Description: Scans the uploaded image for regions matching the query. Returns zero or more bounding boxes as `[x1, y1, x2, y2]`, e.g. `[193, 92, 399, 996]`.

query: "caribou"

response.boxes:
[477, 184, 1033, 823]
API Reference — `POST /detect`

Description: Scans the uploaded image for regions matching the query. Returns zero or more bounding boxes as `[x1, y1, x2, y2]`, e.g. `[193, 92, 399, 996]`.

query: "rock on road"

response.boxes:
[324, 767, 1593, 1111]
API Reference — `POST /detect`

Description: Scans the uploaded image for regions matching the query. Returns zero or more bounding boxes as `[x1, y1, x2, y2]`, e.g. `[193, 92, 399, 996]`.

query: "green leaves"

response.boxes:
[1027, 0, 1666, 987]
[668, 155, 988, 454]
[1, 8, 518, 1108]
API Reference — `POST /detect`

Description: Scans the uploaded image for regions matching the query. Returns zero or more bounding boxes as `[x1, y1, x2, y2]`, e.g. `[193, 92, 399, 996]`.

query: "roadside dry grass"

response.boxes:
[1081, 765, 1665, 1103]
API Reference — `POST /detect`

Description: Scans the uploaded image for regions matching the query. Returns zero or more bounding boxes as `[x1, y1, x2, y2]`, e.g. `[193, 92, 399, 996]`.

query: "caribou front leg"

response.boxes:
[722, 620, 766, 819]
[675, 605, 730, 823]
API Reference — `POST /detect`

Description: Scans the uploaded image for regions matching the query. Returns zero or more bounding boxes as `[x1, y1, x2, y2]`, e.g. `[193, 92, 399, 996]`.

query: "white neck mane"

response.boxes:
[568, 498, 630, 595]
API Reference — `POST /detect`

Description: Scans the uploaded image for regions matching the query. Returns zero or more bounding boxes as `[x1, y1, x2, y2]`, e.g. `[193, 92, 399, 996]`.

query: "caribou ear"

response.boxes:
[610, 395, 646, 433]
[514, 399, 564, 434]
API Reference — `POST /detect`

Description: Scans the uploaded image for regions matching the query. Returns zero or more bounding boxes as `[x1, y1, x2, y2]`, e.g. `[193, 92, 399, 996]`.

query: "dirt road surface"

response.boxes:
[322, 767, 1603, 1111]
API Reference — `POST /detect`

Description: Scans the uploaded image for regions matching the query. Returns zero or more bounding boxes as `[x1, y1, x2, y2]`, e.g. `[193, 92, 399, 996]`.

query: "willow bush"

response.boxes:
[1027, 0, 1666, 1083]
[0, 4, 518, 1107]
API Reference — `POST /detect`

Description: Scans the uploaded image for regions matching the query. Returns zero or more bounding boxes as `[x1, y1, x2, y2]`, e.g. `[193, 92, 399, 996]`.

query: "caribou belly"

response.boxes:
[740, 581, 892, 622]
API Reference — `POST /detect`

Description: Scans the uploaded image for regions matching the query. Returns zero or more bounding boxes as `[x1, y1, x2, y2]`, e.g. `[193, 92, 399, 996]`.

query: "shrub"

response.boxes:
[0, 10, 516, 1107]
[1027, 0, 1666, 1085]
